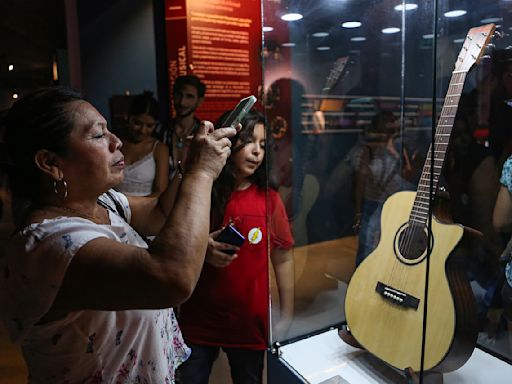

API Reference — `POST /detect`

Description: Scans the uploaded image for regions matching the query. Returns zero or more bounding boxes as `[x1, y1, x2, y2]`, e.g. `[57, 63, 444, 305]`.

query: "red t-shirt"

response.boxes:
[179, 184, 294, 350]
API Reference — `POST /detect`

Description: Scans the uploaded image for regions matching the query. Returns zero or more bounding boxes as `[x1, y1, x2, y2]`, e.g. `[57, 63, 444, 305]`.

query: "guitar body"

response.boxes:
[345, 191, 478, 372]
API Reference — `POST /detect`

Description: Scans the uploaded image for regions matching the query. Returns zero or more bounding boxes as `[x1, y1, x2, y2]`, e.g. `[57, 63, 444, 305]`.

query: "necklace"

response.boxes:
[175, 134, 185, 149]
[173, 125, 194, 149]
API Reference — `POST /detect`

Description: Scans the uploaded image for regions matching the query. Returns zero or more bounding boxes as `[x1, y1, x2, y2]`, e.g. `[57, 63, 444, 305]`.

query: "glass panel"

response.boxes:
[263, 0, 512, 366]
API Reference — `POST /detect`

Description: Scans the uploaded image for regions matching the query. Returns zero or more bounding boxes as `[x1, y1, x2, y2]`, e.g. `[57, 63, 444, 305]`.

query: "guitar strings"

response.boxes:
[390, 72, 464, 303]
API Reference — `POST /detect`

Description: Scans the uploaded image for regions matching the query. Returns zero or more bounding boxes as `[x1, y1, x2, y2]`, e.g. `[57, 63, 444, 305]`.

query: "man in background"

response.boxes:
[155, 75, 206, 178]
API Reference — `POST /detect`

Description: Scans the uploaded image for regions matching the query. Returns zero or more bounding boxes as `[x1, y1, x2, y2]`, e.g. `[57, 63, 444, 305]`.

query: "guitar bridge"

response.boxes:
[376, 282, 420, 310]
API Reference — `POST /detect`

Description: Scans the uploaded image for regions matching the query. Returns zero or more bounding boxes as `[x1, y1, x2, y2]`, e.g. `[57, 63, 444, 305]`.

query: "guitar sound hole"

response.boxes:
[398, 225, 428, 261]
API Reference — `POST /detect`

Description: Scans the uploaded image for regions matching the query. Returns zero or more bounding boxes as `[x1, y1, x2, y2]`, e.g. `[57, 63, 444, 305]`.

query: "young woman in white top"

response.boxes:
[115, 91, 169, 197]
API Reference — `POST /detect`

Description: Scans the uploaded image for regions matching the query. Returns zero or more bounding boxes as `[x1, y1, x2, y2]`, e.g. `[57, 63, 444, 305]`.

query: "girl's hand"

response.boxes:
[205, 228, 239, 268]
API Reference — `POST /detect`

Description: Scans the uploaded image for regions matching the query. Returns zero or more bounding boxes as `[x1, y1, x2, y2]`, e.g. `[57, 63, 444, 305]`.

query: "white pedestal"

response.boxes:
[278, 329, 512, 383]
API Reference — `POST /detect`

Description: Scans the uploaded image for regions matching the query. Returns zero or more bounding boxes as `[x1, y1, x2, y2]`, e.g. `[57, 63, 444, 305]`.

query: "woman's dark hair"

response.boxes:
[4, 86, 83, 201]
[128, 90, 159, 120]
[211, 110, 271, 228]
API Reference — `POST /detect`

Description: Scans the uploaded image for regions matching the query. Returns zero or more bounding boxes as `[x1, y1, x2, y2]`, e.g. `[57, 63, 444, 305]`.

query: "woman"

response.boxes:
[178, 111, 295, 384]
[493, 154, 512, 353]
[0, 86, 236, 383]
[115, 91, 169, 197]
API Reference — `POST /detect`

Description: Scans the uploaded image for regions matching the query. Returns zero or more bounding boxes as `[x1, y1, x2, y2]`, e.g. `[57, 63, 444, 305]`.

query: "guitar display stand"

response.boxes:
[404, 368, 443, 384]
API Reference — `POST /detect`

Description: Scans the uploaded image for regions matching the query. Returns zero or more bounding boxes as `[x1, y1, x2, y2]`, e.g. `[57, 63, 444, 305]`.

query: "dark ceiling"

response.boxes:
[2, 0, 512, 111]
[0, 0, 66, 112]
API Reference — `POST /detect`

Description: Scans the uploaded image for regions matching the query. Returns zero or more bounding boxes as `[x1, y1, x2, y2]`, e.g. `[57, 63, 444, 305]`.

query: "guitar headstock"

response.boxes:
[455, 23, 496, 73]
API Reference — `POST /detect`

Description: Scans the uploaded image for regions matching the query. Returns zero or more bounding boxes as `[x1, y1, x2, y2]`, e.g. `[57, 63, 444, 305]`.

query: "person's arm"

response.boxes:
[271, 248, 295, 339]
[149, 140, 169, 197]
[493, 185, 512, 232]
[46, 123, 236, 314]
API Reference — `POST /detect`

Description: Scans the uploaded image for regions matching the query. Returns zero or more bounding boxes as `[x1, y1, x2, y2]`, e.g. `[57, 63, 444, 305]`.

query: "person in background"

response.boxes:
[154, 75, 206, 178]
[492, 153, 512, 353]
[0, 86, 236, 383]
[177, 111, 295, 384]
[352, 111, 418, 266]
[115, 91, 169, 197]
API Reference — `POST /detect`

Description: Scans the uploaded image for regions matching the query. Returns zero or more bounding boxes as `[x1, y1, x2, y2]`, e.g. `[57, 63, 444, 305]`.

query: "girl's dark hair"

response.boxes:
[128, 90, 159, 120]
[211, 110, 271, 228]
[4, 86, 83, 201]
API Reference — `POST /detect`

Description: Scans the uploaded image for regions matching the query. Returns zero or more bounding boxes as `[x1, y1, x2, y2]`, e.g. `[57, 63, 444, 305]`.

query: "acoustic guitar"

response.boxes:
[344, 23, 495, 373]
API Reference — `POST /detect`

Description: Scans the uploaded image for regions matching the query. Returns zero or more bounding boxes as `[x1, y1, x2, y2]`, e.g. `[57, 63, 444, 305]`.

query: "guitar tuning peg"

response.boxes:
[506, 46, 512, 50]
[481, 55, 492, 60]
[486, 43, 496, 50]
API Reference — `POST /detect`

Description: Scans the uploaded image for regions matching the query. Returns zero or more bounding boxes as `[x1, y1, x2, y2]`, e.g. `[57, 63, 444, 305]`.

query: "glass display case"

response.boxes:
[262, 0, 512, 382]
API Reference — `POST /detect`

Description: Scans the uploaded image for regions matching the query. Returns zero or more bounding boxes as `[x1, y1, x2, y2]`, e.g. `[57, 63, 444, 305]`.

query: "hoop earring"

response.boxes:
[53, 179, 68, 200]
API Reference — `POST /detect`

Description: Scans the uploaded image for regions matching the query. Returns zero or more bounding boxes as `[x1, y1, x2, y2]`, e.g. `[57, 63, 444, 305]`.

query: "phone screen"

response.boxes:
[221, 95, 257, 128]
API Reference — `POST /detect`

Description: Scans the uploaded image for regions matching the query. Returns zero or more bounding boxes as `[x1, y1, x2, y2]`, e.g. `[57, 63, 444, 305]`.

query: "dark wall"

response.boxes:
[77, 0, 158, 122]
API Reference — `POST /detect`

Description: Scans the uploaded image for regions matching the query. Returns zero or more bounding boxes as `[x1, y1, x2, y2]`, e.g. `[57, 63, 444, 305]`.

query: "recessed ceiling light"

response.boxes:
[480, 17, 502, 24]
[382, 27, 400, 34]
[444, 10, 467, 18]
[263, 26, 274, 32]
[8, 64, 14, 71]
[281, 42, 296, 47]
[281, 13, 303, 21]
[342, 21, 362, 28]
[394, 3, 418, 11]
[312, 32, 329, 37]
[351, 36, 366, 42]
[12, 93, 19, 99]
[316, 46, 331, 51]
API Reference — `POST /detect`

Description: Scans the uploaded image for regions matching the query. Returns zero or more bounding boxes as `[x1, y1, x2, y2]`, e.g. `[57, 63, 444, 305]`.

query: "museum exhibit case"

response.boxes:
[261, 1, 512, 382]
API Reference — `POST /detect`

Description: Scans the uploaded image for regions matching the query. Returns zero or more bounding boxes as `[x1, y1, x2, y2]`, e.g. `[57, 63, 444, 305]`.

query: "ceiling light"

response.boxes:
[281, 13, 303, 21]
[263, 26, 274, 32]
[342, 21, 362, 28]
[382, 27, 400, 34]
[394, 3, 418, 11]
[351, 36, 366, 42]
[444, 10, 467, 18]
[8, 64, 14, 71]
[480, 17, 502, 23]
[12, 93, 19, 99]
[316, 46, 331, 51]
[312, 32, 329, 37]
[281, 42, 296, 47]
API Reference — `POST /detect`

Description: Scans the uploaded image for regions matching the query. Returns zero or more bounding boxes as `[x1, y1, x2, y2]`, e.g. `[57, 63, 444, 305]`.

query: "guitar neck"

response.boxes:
[410, 70, 468, 226]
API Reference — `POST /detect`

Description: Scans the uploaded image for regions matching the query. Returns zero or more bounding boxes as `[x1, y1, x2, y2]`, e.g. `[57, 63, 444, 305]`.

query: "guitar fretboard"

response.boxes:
[409, 71, 467, 225]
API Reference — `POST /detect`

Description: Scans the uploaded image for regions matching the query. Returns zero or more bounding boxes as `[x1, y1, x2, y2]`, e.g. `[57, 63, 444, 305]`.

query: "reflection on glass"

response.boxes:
[263, 0, 512, 365]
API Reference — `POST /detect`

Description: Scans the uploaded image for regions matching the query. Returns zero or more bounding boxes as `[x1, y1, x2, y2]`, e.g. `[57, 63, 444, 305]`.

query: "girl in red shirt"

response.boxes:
[178, 111, 295, 384]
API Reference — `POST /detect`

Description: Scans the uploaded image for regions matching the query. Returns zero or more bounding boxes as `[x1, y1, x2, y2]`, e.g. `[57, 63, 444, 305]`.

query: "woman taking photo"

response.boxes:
[0, 86, 236, 383]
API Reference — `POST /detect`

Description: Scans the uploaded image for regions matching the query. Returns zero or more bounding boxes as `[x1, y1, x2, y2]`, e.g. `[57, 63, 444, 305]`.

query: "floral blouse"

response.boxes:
[500, 157, 512, 288]
[0, 190, 190, 383]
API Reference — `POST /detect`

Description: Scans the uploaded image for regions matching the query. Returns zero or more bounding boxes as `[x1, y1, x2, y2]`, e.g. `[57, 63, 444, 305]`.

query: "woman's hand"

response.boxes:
[205, 228, 239, 268]
[185, 121, 236, 180]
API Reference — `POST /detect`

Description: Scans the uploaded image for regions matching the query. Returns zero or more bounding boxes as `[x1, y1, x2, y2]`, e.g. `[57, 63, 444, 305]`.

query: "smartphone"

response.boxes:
[221, 95, 257, 128]
[215, 224, 245, 254]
